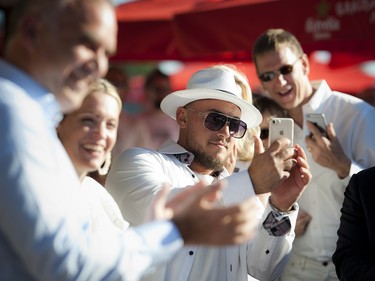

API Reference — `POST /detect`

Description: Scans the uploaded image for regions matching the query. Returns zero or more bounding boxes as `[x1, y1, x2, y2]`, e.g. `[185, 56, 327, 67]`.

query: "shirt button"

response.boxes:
[189, 251, 194, 256]
[192, 174, 195, 178]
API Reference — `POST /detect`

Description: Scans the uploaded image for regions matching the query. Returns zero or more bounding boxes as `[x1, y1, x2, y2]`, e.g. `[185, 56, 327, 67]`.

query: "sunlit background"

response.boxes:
[0, 0, 374, 104]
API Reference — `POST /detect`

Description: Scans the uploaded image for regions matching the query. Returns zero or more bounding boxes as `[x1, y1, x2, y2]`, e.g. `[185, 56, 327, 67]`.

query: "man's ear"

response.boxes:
[301, 53, 310, 76]
[176, 107, 187, 128]
[25, 25, 36, 40]
[20, 13, 41, 49]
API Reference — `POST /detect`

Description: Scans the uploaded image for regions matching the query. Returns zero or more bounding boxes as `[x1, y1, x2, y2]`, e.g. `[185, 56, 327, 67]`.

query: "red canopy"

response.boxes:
[113, 0, 281, 61]
[113, 0, 375, 67]
[114, 0, 374, 94]
[114, 0, 209, 61]
[173, 0, 375, 66]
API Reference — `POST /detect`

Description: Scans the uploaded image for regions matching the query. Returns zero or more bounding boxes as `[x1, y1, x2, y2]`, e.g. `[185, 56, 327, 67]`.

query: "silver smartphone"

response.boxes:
[305, 113, 327, 137]
[268, 118, 294, 147]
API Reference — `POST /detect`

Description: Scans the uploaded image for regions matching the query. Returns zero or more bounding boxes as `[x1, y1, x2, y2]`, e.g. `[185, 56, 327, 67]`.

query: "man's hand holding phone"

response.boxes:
[268, 118, 294, 147]
[305, 113, 328, 138]
[305, 118, 351, 179]
[249, 117, 311, 209]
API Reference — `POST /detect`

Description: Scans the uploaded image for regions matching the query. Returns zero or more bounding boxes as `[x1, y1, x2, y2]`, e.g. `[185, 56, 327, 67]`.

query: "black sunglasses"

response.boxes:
[259, 128, 269, 140]
[258, 56, 301, 82]
[186, 107, 247, 139]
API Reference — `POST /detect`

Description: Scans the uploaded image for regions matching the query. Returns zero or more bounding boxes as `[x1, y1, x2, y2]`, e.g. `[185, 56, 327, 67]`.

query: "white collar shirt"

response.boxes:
[292, 80, 375, 261]
[107, 140, 300, 281]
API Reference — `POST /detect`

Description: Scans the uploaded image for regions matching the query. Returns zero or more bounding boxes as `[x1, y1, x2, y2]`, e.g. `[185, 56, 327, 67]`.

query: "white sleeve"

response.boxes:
[106, 148, 176, 226]
[221, 171, 298, 280]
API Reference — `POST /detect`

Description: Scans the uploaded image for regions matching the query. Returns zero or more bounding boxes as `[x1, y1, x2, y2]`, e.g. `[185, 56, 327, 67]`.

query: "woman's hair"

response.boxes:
[211, 64, 259, 162]
[211, 64, 253, 103]
[59, 78, 122, 129]
[90, 78, 122, 113]
[253, 94, 285, 117]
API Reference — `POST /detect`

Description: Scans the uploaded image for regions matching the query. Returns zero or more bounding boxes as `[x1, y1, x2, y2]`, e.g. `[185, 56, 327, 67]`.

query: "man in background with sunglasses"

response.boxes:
[252, 28, 375, 281]
[106, 66, 311, 281]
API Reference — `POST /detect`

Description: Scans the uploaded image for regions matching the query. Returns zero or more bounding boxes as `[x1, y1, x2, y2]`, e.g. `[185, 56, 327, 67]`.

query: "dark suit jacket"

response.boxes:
[333, 166, 375, 280]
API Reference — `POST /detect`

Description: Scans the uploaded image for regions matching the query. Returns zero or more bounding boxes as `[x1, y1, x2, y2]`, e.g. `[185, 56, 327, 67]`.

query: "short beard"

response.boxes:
[189, 146, 224, 172]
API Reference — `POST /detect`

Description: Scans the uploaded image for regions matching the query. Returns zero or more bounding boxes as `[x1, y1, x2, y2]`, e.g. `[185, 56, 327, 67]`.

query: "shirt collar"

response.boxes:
[158, 140, 195, 165]
[0, 59, 63, 128]
[158, 139, 229, 178]
[303, 80, 331, 112]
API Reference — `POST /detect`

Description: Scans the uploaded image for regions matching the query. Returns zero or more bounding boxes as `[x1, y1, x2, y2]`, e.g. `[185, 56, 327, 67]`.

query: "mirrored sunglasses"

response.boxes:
[258, 56, 301, 82]
[186, 107, 247, 139]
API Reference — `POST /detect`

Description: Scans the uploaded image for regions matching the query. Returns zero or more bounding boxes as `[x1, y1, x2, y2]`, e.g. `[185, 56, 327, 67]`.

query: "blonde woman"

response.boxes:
[57, 79, 128, 233]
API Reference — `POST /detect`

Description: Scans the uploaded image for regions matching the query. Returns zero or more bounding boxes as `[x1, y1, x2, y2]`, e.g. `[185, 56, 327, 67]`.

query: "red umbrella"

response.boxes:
[113, 0, 374, 94]
[113, 0, 222, 61]
[112, 0, 281, 61]
[113, 0, 375, 67]
[173, 0, 375, 66]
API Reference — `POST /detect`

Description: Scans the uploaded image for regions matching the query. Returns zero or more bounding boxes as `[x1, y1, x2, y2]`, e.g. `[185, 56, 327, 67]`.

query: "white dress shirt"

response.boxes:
[0, 59, 184, 281]
[292, 80, 375, 261]
[106, 140, 299, 281]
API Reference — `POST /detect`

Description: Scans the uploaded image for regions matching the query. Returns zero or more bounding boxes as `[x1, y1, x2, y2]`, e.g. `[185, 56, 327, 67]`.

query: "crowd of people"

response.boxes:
[0, 1, 374, 281]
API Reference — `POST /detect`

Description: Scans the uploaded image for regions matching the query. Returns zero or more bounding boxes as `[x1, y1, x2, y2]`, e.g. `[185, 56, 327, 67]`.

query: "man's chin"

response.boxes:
[59, 88, 89, 113]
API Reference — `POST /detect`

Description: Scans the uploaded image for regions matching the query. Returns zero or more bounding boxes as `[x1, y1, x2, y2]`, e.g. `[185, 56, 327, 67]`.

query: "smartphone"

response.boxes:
[268, 118, 294, 147]
[305, 113, 327, 137]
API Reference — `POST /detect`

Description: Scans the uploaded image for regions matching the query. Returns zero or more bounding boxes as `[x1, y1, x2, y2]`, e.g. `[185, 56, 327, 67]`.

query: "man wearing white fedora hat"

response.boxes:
[106, 66, 311, 281]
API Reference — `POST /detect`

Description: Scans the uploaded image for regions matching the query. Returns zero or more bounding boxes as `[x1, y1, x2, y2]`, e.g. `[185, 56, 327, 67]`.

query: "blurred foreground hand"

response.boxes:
[149, 180, 260, 246]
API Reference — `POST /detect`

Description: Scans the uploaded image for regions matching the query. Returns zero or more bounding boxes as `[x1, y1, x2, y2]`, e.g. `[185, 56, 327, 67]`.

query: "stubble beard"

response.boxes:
[188, 142, 224, 172]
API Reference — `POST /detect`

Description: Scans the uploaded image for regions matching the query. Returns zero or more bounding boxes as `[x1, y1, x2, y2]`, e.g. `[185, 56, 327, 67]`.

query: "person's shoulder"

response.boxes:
[0, 79, 24, 110]
[118, 146, 160, 159]
[325, 90, 375, 120]
[0, 81, 45, 140]
[356, 166, 375, 182]
[347, 167, 375, 198]
[111, 146, 168, 169]
[329, 88, 372, 108]
[331, 90, 362, 103]
[83, 176, 118, 199]
[83, 176, 102, 188]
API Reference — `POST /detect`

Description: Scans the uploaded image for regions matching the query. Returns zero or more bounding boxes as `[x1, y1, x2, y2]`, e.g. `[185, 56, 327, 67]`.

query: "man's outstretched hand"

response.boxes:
[149, 180, 261, 246]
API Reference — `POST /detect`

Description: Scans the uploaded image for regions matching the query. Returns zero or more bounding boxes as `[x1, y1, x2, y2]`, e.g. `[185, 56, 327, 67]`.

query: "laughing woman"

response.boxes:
[57, 79, 129, 233]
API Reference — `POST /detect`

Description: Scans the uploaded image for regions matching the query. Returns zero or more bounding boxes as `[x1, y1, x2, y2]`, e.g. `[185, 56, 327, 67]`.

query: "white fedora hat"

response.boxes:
[160, 67, 262, 128]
